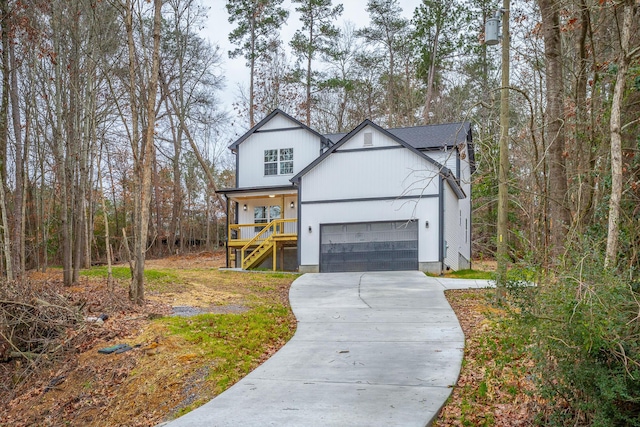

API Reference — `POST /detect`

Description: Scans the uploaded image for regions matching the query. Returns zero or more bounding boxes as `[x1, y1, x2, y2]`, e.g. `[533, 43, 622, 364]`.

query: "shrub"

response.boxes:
[519, 249, 640, 426]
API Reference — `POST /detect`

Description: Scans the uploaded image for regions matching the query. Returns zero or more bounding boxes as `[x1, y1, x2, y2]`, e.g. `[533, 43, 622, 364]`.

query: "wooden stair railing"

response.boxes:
[240, 219, 296, 270]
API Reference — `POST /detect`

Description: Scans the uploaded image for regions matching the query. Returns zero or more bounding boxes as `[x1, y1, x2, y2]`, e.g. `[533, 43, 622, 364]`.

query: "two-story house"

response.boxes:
[219, 109, 474, 274]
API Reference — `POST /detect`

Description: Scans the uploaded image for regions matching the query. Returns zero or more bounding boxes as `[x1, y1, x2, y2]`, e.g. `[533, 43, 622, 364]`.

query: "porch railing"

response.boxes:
[238, 219, 297, 270]
[229, 218, 297, 243]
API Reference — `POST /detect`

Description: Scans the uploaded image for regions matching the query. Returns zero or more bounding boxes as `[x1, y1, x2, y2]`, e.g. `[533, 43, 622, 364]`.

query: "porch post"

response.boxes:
[272, 245, 277, 271]
[280, 195, 285, 219]
[225, 195, 230, 268]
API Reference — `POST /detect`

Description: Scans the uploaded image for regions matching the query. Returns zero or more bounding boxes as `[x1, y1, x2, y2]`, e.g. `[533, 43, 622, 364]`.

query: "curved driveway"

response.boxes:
[166, 271, 491, 426]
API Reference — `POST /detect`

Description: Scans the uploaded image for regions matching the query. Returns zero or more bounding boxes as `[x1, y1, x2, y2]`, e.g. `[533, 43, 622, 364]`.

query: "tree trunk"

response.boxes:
[305, 18, 313, 126]
[422, 26, 440, 124]
[605, 0, 635, 268]
[124, 0, 140, 300]
[572, 0, 593, 228]
[98, 151, 114, 289]
[538, 0, 571, 260]
[130, 0, 162, 304]
[51, 7, 74, 286]
[0, 170, 11, 281]
[0, 0, 10, 279]
[8, 38, 23, 280]
[249, 13, 256, 127]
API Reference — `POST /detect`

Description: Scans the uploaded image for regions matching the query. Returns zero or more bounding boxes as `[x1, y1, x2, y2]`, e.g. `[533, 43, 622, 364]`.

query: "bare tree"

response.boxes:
[605, 0, 640, 267]
[537, 0, 571, 260]
[122, 0, 162, 303]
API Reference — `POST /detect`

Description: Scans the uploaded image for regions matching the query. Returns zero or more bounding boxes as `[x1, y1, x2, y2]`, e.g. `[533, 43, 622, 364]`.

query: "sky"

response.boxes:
[200, 0, 424, 125]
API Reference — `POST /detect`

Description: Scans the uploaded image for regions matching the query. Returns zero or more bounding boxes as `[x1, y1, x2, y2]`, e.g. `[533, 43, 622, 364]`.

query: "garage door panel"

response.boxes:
[320, 221, 418, 272]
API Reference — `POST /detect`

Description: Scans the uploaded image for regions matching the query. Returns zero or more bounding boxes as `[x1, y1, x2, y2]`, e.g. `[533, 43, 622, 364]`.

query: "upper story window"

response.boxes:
[264, 148, 293, 176]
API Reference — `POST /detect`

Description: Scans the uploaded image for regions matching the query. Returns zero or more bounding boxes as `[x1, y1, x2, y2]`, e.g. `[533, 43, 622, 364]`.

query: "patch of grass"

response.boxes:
[80, 266, 132, 281]
[445, 269, 494, 280]
[160, 304, 295, 395]
[80, 266, 185, 292]
[265, 272, 301, 279]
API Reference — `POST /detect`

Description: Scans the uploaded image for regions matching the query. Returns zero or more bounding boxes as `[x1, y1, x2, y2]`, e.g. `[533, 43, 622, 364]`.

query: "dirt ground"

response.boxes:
[0, 251, 295, 427]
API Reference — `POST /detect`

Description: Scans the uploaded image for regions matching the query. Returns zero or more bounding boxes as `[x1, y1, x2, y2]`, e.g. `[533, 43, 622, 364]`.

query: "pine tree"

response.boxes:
[289, 0, 343, 126]
[227, 0, 288, 127]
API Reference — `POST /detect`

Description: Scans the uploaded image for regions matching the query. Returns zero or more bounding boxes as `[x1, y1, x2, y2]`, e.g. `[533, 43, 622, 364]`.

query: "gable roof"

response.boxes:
[292, 119, 466, 199]
[324, 121, 475, 173]
[326, 122, 470, 148]
[228, 109, 329, 152]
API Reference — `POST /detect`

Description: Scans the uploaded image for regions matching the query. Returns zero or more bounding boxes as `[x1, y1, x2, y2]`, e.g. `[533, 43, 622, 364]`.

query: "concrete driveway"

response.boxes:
[165, 271, 489, 426]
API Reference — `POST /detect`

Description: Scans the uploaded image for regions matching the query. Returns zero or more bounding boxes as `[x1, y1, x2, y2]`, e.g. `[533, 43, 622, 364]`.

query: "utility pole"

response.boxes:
[485, 1, 510, 291]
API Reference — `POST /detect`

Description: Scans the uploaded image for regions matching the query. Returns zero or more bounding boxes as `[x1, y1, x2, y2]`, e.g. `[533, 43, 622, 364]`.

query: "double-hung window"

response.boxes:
[279, 148, 293, 174]
[264, 148, 293, 176]
[254, 205, 282, 231]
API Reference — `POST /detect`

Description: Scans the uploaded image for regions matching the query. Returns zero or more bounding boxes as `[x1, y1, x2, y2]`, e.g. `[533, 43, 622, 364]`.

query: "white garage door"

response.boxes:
[320, 220, 418, 273]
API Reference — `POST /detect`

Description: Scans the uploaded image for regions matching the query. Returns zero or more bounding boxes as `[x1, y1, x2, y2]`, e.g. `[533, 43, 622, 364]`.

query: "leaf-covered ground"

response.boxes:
[0, 252, 298, 426]
[435, 289, 540, 426]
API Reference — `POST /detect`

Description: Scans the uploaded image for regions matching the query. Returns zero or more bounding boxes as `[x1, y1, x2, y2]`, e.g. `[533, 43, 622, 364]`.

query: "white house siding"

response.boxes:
[338, 125, 398, 149]
[259, 114, 299, 131]
[301, 146, 440, 203]
[237, 127, 322, 188]
[298, 133, 444, 272]
[429, 150, 458, 177]
[458, 144, 472, 266]
[443, 183, 461, 271]
[298, 198, 440, 270]
[431, 147, 472, 267]
[236, 194, 297, 240]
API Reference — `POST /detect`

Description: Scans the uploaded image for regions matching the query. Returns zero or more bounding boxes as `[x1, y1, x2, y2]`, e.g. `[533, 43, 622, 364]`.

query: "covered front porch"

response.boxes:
[221, 187, 298, 271]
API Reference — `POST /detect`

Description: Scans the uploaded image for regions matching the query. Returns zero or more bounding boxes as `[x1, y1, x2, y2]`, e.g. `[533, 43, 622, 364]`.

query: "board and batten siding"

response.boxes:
[301, 143, 441, 203]
[430, 145, 472, 267]
[338, 126, 398, 149]
[458, 143, 472, 265]
[236, 195, 298, 224]
[429, 150, 458, 178]
[258, 114, 297, 131]
[298, 128, 444, 271]
[237, 117, 322, 188]
[443, 183, 462, 271]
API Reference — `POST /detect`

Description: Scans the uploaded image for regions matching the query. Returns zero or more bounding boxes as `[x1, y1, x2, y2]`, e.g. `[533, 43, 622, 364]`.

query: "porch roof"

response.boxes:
[218, 185, 297, 199]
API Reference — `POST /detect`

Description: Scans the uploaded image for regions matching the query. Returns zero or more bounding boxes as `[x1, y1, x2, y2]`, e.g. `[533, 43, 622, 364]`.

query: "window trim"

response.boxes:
[264, 148, 293, 176]
[254, 205, 282, 231]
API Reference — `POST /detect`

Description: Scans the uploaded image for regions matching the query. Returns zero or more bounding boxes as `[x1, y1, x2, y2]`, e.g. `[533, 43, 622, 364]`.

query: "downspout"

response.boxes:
[439, 175, 444, 273]
[234, 200, 239, 268]
[235, 150, 239, 187]
[468, 132, 473, 269]
[296, 181, 302, 271]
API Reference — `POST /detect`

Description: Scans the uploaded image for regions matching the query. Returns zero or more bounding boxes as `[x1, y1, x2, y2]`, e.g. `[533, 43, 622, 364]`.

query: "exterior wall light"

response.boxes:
[290, 201, 295, 209]
[308, 226, 312, 233]
[425, 220, 429, 228]
[243, 204, 247, 211]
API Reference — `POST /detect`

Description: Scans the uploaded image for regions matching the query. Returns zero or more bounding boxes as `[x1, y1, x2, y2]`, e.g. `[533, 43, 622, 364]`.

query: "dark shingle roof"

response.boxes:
[325, 122, 470, 148]
[387, 122, 471, 149]
[324, 132, 347, 144]
[324, 122, 474, 172]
